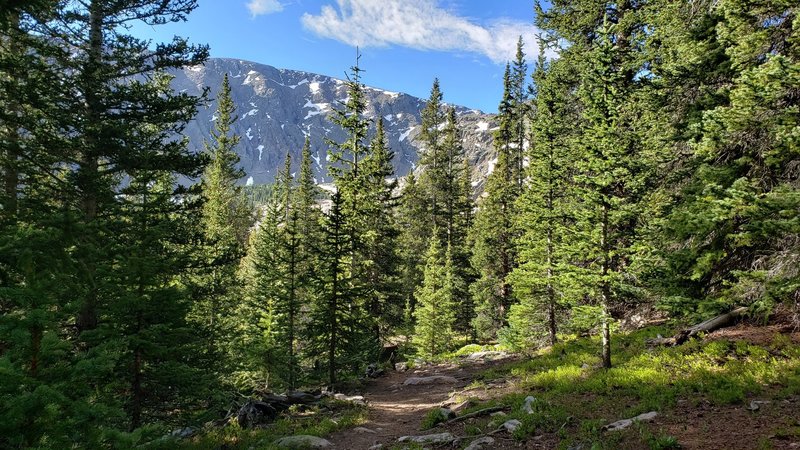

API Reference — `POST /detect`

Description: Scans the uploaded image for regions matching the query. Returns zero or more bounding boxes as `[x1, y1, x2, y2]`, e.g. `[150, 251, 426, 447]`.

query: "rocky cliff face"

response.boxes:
[173, 58, 497, 186]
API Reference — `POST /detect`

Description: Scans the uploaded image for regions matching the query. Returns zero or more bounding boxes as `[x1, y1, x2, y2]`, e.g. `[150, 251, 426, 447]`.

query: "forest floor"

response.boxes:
[326, 353, 523, 449]
[325, 313, 800, 450]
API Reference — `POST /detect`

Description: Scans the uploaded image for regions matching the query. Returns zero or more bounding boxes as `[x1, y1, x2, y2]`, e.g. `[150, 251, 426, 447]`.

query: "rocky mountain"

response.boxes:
[172, 58, 497, 187]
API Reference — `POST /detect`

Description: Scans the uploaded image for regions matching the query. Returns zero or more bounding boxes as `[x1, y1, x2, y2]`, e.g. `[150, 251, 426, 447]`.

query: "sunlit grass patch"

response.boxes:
[476, 324, 800, 448]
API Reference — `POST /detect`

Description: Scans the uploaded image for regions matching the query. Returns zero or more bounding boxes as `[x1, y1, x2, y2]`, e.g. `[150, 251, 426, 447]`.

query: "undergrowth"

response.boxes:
[451, 326, 800, 449]
[147, 400, 367, 450]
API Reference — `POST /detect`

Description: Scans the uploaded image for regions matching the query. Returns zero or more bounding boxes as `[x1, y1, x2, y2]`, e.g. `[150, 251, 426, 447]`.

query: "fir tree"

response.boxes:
[397, 172, 428, 320]
[660, 0, 800, 315]
[414, 235, 457, 358]
[194, 73, 253, 375]
[470, 65, 519, 341]
[508, 54, 579, 348]
[360, 118, 401, 340]
[573, 17, 648, 368]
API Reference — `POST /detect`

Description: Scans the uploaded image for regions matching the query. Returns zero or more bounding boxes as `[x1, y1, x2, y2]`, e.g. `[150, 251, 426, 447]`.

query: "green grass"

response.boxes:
[455, 326, 800, 449]
[147, 399, 367, 450]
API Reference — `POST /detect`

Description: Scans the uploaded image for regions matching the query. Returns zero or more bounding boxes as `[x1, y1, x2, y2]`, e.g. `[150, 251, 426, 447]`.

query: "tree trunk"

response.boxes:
[77, 0, 103, 333]
[600, 202, 612, 369]
[647, 307, 748, 346]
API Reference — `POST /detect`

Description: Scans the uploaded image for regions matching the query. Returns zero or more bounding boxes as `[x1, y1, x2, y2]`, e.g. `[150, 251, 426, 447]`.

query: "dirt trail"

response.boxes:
[327, 356, 515, 449]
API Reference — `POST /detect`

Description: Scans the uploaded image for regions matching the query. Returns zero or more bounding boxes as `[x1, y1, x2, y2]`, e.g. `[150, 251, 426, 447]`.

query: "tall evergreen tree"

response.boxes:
[397, 172, 428, 320]
[659, 0, 799, 315]
[360, 118, 402, 340]
[414, 235, 458, 358]
[574, 17, 649, 368]
[194, 73, 252, 375]
[470, 65, 519, 341]
[508, 54, 580, 348]
[510, 36, 530, 189]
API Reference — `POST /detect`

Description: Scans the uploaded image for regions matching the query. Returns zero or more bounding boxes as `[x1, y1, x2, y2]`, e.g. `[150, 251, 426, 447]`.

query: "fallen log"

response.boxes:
[647, 306, 748, 346]
[446, 406, 508, 424]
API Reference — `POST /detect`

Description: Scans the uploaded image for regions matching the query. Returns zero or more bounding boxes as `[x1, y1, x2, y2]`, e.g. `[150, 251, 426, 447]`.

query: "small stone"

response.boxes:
[465, 436, 495, 450]
[368, 445, 383, 450]
[466, 351, 508, 361]
[522, 396, 536, 414]
[438, 407, 456, 420]
[749, 400, 770, 411]
[603, 411, 658, 432]
[274, 435, 333, 449]
[581, 363, 590, 370]
[353, 427, 376, 434]
[333, 393, 366, 406]
[490, 411, 507, 417]
[502, 419, 522, 433]
[395, 362, 409, 372]
[398, 432, 456, 445]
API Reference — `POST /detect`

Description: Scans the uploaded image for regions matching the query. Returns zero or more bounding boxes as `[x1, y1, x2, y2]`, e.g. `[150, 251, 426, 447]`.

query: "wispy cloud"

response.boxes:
[246, 0, 284, 17]
[301, 0, 542, 64]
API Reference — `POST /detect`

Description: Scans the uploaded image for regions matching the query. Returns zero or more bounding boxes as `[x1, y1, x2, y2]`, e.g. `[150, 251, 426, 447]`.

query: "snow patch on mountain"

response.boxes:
[399, 126, 415, 142]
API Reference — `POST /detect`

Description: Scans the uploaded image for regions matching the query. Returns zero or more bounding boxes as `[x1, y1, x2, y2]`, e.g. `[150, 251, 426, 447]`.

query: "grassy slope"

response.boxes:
[444, 325, 800, 449]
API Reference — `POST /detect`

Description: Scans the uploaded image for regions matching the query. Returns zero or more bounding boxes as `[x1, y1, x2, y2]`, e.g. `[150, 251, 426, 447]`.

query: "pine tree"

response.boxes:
[470, 65, 519, 341]
[413, 235, 458, 359]
[397, 172, 428, 320]
[360, 118, 402, 340]
[405, 81, 473, 329]
[307, 191, 358, 387]
[660, 0, 800, 315]
[508, 53, 580, 349]
[194, 73, 253, 375]
[0, 0, 211, 441]
[574, 17, 649, 368]
[510, 36, 530, 189]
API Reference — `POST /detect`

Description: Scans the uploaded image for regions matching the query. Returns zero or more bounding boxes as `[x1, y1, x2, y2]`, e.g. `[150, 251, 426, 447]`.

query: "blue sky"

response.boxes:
[131, 1, 544, 113]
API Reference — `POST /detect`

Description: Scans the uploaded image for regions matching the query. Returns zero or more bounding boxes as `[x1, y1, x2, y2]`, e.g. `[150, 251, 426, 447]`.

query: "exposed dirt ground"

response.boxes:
[326, 314, 800, 449]
[326, 356, 524, 449]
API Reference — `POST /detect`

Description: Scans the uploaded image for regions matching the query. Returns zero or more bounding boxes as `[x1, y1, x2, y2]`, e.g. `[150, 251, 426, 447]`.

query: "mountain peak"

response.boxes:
[173, 57, 496, 186]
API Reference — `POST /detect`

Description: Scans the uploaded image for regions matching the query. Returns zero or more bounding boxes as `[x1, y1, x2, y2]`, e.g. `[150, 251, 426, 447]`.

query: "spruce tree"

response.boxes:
[397, 172, 428, 320]
[194, 73, 252, 376]
[470, 65, 519, 341]
[508, 54, 580, 348]
[360, 118, 402, 340]
[574, 18, 648, 368]
[307, 191, 358, 387]
[660, 0, 800, 315]
[413, 235, 458, 359]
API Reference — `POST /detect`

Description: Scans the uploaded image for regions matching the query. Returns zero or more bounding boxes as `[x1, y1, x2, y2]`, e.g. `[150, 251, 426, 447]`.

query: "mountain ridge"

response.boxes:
[172, 57, 498, 187]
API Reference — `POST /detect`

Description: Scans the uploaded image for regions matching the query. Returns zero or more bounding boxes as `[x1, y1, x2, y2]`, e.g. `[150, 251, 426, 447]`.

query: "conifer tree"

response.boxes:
[195, 73, 252, 374]
[574, 18, 648, 368]
[660, 0, 799, 315]
[307, 191, 358, 387]
[510, 36, 530, 189]
[360, 118, 402, 340]
[406, 81, 474, 328]
[470, 65, 519, 341]
[414, 235, 457, 358]
[397, 172, 428, 319]
[508, 54, 579, 348]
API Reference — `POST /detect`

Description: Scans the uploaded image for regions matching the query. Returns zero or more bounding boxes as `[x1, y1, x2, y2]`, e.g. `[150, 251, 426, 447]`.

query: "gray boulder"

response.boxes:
[274, 435, 334, 449]
[397, 432, 456, 445]
[465, 437, 495, 450]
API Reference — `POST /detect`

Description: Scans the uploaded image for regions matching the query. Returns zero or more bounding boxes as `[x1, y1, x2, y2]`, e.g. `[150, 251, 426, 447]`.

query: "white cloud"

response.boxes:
[301, 0, 542, 64]
[246, 0, 283, 17]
